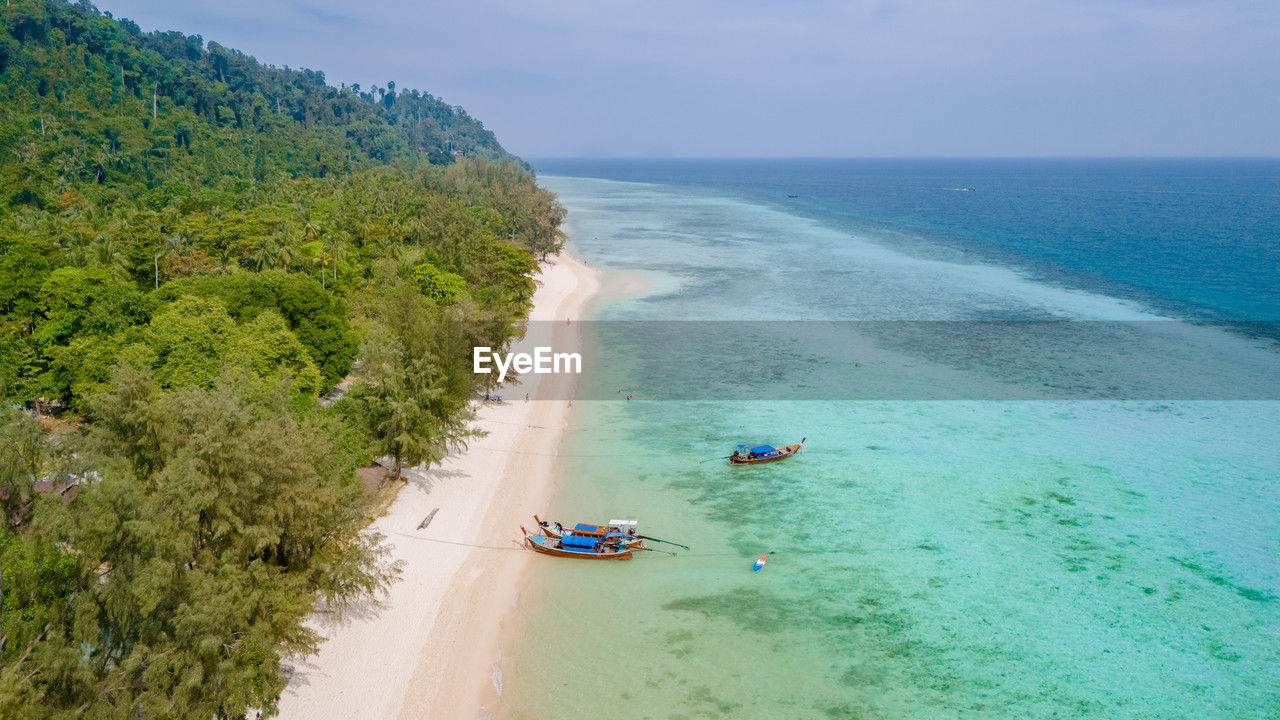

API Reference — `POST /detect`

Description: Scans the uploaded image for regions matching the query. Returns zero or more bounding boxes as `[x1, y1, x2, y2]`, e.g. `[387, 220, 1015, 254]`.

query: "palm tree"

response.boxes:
[67, 242, 94, 269]
[251, 236, 281, 271]
[12, 141, 39, 164]
[154, 233, 189, 287]
[379, 237, 406, 262]
[92, 234, 130, 279]
[55, 151, 79, 186]
[275, 234, 297, 271]
[214, 245, 238, 275]
[411, 214, 439, 249]
[91, 145, 112, 184]
[164, 233, 189, 259]
[11, 208, 49, 234]
[63, 196, 95, 226]
[302, 217, 323, 242]
[322, 228, 351, 285]
[356, 215, 381, 247]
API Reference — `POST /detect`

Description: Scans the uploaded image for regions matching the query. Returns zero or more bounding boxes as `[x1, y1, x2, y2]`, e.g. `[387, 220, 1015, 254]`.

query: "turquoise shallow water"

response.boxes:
[499, 172, 1280, 719]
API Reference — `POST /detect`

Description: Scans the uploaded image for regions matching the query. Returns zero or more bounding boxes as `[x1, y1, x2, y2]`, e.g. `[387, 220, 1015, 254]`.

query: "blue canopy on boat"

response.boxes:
[750, 445, 777, 455]
[573, 524, 600, 532]
[559, 534, 598, 549]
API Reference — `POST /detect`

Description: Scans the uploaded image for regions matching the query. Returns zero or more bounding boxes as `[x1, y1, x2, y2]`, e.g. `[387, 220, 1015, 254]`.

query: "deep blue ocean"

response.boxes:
[532, 159, 1279, 323]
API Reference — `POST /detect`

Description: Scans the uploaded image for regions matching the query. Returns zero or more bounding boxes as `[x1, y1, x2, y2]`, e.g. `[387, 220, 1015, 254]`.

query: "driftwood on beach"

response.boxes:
[418, 507, 440, 529]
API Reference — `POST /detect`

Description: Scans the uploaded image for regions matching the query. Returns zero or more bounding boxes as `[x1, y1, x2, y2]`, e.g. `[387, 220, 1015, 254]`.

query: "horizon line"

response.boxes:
[525, 155, 1280, 162]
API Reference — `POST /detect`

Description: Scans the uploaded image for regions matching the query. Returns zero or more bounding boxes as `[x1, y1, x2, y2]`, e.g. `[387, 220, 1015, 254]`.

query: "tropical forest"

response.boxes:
[0, 0, 564, 716]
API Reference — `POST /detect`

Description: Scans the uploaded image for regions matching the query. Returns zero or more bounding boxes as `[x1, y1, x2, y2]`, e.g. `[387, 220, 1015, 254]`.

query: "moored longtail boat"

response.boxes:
[521, 526, 633, 560]
[533, 515, 644, 549]
[728, 438, 805, 465]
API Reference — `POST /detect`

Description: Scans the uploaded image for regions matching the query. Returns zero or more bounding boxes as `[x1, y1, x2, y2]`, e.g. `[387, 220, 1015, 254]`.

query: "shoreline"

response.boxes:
[277, 250, 600, 720]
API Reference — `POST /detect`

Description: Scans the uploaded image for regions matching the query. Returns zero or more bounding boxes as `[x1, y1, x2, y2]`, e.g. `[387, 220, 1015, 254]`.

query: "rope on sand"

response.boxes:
[473, 412, 601, 427]
[386, 529, 525, 551]
[480, 446, 655, 458]
[471, 416, 556, 430]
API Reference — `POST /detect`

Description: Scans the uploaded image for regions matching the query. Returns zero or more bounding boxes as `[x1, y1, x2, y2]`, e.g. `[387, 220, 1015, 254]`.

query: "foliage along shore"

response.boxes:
[0, 1, 564, 716]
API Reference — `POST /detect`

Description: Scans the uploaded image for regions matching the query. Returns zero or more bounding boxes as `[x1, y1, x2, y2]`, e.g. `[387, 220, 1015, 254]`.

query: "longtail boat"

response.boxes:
[728, 438, 805, 466]
[533, 515, 644, 549]
[521, 526, 633, 560]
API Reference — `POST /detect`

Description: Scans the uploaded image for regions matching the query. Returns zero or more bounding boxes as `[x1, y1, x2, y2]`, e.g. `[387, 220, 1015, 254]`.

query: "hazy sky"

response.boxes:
[96, 0, 1279, 158]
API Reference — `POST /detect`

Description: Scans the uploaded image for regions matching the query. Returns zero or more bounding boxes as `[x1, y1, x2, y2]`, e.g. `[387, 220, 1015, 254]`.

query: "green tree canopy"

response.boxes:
[348, 285, 479, 479]
[411, 260, 468, 305]
[157, 271, 356, 387]
[146, 294, 236, 389]
[0, 367, 397, 718]
[230, 310, 324, 396]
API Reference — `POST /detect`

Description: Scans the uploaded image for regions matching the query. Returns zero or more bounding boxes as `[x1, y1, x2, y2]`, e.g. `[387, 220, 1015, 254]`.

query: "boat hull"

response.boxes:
[524, 534, 633, 560]
[728, 443, 802, 465]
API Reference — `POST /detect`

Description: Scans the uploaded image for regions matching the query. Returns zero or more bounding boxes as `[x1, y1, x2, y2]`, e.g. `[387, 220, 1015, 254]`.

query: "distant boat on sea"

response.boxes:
[729, 439, 805, 465]
[787, 193, 799, 198]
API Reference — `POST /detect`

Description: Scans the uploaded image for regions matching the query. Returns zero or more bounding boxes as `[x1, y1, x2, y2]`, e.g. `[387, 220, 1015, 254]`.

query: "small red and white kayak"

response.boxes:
[752, 554, 767, 572]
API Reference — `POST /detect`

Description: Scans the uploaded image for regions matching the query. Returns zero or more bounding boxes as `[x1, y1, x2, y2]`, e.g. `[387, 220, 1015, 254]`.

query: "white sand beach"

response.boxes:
[277, 251, 599, 720]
